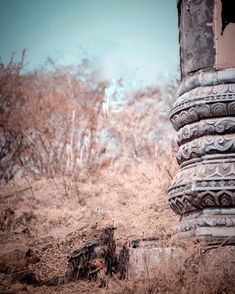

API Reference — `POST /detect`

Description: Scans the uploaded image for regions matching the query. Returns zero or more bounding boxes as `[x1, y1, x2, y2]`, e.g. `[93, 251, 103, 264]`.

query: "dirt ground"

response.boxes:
[0, 163, 178, 293]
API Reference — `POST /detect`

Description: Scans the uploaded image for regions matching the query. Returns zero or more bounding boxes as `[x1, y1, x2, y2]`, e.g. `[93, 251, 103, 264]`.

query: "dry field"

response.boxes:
[0, 165, 235, 294]
[0, 56, 235, 293]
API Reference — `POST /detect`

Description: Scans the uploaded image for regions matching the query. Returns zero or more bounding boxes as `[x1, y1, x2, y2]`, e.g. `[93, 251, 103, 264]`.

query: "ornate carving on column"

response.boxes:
[169, 0, 235, 243]
[169, 79, 235, 243]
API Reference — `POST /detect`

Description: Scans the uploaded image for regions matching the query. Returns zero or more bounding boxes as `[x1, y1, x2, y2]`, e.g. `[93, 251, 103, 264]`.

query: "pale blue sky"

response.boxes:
[0, 0, 179, 85]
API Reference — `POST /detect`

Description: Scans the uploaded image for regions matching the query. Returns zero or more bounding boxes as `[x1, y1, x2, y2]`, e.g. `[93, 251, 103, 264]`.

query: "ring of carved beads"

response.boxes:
[176, 117, 235, 146]
[170, 83, 235, 130]
[176, 134, 235, 164]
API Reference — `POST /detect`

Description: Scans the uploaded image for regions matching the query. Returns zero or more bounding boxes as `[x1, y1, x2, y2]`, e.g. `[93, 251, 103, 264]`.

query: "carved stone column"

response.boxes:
[169, 0, 235, 243]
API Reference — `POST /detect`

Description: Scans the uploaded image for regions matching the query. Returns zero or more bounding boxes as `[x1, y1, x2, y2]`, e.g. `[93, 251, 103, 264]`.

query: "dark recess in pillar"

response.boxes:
[177, 0, 182, 79]
[221, 0, 235, 35]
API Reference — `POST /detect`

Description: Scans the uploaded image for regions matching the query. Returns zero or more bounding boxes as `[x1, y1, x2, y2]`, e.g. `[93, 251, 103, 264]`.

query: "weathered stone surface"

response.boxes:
[170, 83, 235, 131]
[176, 117, 235, 146]
[177, 68, 235, 97]
[173, 208, 235, 243]
[178, 0, 215, 78]
[128, 242, 185, 279]
[128, 241, 235, 279]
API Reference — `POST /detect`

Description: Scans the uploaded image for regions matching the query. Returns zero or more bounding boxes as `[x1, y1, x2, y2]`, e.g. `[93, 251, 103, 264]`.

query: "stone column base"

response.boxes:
[173, 208, 235, 244]
[127, 243, 235, 281]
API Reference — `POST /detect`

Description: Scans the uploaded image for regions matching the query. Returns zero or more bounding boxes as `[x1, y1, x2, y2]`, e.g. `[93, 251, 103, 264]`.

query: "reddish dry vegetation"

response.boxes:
[0, 55, 234, 293]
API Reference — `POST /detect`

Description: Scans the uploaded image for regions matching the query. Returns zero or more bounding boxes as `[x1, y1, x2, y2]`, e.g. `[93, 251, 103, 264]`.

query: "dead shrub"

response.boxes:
[0, 53, 178, 185]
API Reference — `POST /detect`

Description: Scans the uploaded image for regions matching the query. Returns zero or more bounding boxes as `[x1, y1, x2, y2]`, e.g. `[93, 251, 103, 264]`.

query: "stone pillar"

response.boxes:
[169, 0, 235, 243]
